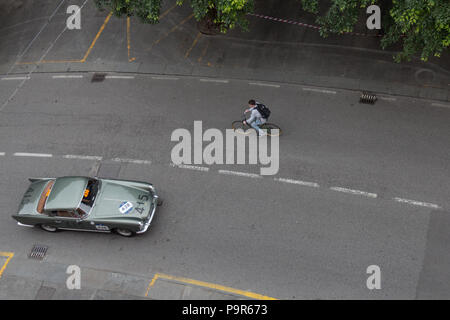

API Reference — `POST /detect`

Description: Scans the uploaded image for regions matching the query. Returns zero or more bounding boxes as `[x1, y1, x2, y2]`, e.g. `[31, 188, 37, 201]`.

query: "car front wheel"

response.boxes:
[40, 224, 58, 232]
[114, 228, 135, 237]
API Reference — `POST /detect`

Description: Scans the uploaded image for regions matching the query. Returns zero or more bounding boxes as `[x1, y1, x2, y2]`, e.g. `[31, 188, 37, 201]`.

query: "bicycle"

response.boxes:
[232, 111, 282, 137]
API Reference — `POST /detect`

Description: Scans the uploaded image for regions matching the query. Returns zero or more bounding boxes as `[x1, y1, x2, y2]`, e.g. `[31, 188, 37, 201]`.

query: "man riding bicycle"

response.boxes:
[243, 99, 268, 136]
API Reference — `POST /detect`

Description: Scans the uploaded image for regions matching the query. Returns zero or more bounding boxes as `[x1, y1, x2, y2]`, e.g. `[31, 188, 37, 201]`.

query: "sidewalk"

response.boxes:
[0, 254, 248, 300]
[0, 0, 448, 102]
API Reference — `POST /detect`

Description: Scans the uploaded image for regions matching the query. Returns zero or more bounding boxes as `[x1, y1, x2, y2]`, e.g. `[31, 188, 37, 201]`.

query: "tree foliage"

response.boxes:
[94, 0, 254, 33]
[299, 0, 450, 62]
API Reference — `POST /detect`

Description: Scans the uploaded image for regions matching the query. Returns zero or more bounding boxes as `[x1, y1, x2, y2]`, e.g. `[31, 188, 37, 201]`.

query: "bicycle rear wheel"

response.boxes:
[262, 123, 282, 136]
[231, 120, 253, 135]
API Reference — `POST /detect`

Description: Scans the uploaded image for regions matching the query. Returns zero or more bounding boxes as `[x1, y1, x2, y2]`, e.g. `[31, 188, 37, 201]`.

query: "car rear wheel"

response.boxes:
[40, 224, 58, 232]
[114, 228, 135, 237]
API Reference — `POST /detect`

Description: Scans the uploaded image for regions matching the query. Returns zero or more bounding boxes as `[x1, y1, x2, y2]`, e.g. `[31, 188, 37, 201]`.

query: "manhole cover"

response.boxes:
[91, 73, 106, 82]
[29, 244, 48, 260]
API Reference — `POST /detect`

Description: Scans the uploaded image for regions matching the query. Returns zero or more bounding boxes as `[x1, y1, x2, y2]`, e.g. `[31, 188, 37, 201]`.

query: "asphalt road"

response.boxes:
[0, 73, 449, 299]
[0, 0, 449, 300]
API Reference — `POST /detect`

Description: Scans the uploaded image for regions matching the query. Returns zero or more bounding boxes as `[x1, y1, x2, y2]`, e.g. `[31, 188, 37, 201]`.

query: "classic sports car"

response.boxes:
[12, 176, 162, 237]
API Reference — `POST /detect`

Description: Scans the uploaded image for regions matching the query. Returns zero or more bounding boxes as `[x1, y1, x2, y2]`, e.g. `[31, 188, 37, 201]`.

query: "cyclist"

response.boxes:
[243, 99, 267, 136]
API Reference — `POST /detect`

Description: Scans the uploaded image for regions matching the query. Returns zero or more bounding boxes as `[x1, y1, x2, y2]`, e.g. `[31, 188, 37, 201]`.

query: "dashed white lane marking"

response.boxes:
[13, 152, 52, 157]
[274, 177, 319, 188]
[151, 76, 179, 80]
[171, 163, 209, 172]
[112, 158, 152, 165]
[105, 75, 135, 79]
[200, 79, 229, 83]
[330, 187, 378, 198]
[52, 75, 83, 79]
[1, 77, 31, 81]
[302, 87, 337, 94]
[379, 96, 397, 101]
[0, 152, 5, 156]
[431, 103, 450, 109]
[393, 197, 441, 209]
[249, 82, 280, 88]
[63, 155, 102, 161]
[218, 170, 261, 179]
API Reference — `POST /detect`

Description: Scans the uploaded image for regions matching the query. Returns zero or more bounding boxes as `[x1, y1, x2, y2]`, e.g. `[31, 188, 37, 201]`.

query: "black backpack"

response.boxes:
[256, 103, 271, 119]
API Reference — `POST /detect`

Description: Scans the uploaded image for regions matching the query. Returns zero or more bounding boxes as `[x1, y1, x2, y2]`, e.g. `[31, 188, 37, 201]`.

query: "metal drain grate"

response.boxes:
[360, 91, 377, 104]
[91, 73, 106, 82]
[29, 244, 48, 260]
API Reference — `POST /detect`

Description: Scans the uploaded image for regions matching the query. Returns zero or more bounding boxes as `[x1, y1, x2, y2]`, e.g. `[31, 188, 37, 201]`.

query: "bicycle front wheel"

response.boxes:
[262, 123, 282, 136]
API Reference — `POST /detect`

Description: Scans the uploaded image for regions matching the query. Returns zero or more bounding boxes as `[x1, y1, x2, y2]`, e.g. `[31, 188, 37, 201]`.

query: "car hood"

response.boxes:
[90, 180, 152, 220]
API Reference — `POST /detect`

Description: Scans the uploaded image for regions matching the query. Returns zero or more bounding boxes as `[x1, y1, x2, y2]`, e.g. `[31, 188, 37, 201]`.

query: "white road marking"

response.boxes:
[302, 87, 337, 94]
[330, 187, 377, 198]
[105, 75, 135, 79]
[431, 103, 450, 109]
[1, 77, 31, 81]
[393, 197, 441, 209]
[218, 170, 262, 179]
[0, 152, 5, 156]
[63, 155, 103, 161]
[379, 96, 397, 101]
[200, 78, 229, 83]
[13, 152, 52, 158]
[52, 75, 83, 79]
[171, 163, 209, 172]
[112, 158, 152, 165]
[249, 82, 280, 88]
[151, 76, 179, 80]
[274, 177, 319, 188]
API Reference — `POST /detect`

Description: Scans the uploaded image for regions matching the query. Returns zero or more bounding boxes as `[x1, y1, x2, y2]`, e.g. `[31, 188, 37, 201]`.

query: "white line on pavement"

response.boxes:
[302, 87, 337, 94]
[379, 96, 397, 101]
[200, 79, 229, 83]
[63, 155, 103, 161]
[1, 77, 31, 81]
[105, 75, 135, 79]
[330, 187, 378, 198]
[274, 177, 320, 188]
[151, 76, 179, 80]
[218, 170, 262, 179]
[431, 103, 450, 109]
[171, 163, 209, 172]
[0, 152, 5, 156]
[249, 82, 280, 88]
[112, 158, 152, 165]
[52, 75, 83, 79]
[393, 197, 441, 209]
[13, 152, 52, 158]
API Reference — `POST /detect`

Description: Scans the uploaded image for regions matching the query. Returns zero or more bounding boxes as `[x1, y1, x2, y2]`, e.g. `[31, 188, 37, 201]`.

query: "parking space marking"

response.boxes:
[127, 17, 136, 62]
[152, 14, 195, 47]
[145, 273, 277, 300]
[0, 252, 14, 279]
[185, 32, 202, 58]
[13, 152, 53, 158]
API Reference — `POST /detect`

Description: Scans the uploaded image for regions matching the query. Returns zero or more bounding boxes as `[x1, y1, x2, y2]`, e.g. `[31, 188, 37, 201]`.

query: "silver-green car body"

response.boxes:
[12, 176, 161, 236]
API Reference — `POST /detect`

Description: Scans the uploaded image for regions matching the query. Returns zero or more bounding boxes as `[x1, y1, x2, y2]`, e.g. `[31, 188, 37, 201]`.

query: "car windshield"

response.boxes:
[78, 178, 100, 216]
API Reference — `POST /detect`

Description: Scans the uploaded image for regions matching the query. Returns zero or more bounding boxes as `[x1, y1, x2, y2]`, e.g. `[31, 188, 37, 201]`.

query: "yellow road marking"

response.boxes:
[80, 12, 113, 62]
[185, 32, 202, 58]
[198, 40, 209, 63]
[160, 3, 179, 20]
[16, 12, 113, 65]
[153, 14, 194, 46]
[145, 272, 277, 300]
[0, 252, 14, 279]
[127, 17, 136, 62]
